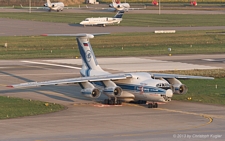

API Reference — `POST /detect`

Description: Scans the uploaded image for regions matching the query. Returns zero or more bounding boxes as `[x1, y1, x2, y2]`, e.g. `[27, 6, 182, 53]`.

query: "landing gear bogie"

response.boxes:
[147, 102, 158, 108]
[103, 99, 122, 105]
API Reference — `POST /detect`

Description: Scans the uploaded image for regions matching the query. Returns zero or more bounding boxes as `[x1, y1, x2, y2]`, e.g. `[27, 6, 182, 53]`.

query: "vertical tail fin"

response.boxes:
[41, 33, 110, 77]
[114, 10, 124, 18]
[47, 0, 52, 7]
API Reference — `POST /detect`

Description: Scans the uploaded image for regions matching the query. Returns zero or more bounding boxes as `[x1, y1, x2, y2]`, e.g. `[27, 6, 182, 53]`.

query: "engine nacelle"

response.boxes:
[81, 88, 101, 98]
[52, 4, 55, 7]
[172, 84, 188, 94]
[117, 5, 121, 8]
[103, 86, 122, 97]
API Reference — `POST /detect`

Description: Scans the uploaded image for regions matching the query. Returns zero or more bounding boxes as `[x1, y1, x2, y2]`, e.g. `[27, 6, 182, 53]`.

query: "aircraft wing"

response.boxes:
[8, 73, 132, 88]
[20, 5, 48, 9]
[151, 73, 214, 80]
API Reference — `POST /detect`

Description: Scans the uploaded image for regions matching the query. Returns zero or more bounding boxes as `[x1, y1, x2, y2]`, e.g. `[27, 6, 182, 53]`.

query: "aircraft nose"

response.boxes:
[166, 89, 173, 98]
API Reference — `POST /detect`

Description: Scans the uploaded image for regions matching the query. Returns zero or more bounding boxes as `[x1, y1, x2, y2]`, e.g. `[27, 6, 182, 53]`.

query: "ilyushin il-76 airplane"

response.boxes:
[80, 11, 124, 27]
[8, 33, 214, 108]
[44, 0, 64, 12]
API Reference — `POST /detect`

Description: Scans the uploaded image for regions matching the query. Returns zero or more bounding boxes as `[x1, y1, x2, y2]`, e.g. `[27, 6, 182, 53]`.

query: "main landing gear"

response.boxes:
[104, 98, 122, 105]
[147, 102, 158, 108]
[135, 100, 158, 108]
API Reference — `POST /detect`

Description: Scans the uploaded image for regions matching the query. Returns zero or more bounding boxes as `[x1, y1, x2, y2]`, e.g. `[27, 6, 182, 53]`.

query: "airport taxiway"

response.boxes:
[0, 56, 224, 141]
[0, 6, 225, 141]
[1, 18, 225, 36]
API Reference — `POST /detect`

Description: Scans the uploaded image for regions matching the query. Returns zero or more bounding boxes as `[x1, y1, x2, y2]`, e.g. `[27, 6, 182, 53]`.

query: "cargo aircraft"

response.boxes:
[80, 10, 124, 27]
[8, 33, 214, 108]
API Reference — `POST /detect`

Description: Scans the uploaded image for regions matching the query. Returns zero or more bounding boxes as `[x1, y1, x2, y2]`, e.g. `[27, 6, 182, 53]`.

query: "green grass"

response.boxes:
[1, 31, 225, 59]
[1, 13, 225, 27]
[174, 78, 225, 105]
[0, 96, 65, 119]
[153, 69, 225, 105]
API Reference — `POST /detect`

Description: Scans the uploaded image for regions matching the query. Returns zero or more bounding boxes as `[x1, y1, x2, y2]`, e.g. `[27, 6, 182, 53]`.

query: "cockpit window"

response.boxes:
[85, 19, 89, 21]
[156, 83, 171, 90]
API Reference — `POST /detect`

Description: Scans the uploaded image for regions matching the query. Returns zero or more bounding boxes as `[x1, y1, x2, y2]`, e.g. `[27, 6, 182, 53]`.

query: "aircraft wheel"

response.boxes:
[117, 100, 122, 105]
[109, 99, 115, 105]
[148, 103, 153, 108]
[104, 99, 109, 104]
[155, 103, 158, 108]
[152, 103, 158, 108]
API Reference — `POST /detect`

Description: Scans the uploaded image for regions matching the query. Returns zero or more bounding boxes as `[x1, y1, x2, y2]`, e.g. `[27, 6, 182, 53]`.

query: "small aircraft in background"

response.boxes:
[152, 0, 158, 6]
[190, 0, 197, 6]
[44, 0, 64, 12]
[20, 0, 65, 12]
[8, 33, 214, 108]
[109, 0, 130, 11]
[108, 0, 145, 11]
[80, 10, 124, 27]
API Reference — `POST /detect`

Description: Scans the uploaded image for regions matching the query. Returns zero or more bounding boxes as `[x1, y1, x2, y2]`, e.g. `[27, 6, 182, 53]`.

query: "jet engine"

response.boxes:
[166, 78, 188, 94]
[172, 84, 188, 94]
[103, 86, 122, 97]
[117, 5, 121, 8]
[52, 4, 55, 7]
[44, 4, 47, 7]
[81, 88, 101, 98]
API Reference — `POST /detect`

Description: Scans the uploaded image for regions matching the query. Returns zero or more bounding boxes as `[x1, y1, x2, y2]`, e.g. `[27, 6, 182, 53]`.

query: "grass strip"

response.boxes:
[0, 31, 225, 59]
[1, 13, 225, 27]
[0, 96, 65, 119]
[152, 69, 225, 105]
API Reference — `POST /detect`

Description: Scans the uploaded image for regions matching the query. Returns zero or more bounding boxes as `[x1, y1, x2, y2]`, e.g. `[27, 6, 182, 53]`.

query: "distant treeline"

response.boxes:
[0, 0, 84, 6]
[1, 0, 225, 6]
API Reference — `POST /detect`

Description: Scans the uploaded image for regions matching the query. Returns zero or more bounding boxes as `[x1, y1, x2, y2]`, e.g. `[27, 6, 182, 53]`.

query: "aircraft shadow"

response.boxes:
[68, 23, 83, 27]
[0, 70, 99, 103]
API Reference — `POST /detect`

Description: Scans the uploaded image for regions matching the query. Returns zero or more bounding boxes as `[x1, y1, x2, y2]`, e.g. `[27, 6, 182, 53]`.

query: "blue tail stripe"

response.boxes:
[77, 38, 91, 70]
[88, 43, 98, 66]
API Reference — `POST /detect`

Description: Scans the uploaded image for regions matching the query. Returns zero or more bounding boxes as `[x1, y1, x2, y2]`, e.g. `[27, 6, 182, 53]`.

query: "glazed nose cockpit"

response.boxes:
[156, 83, 171, 90]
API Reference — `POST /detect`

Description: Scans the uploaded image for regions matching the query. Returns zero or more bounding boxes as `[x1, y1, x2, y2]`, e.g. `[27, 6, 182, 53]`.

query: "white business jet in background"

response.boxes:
[109, 0, 130, 11]
[108, 0, 145, 11]
[44, 0, 64, 12]
[80, 10, 124, 27]
[8, 33, 214, 108]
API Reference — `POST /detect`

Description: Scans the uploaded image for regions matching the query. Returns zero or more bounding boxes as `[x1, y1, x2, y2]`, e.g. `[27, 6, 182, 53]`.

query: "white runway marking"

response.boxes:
[45, 58, 220, 71]
[22, 61, 81, 70]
